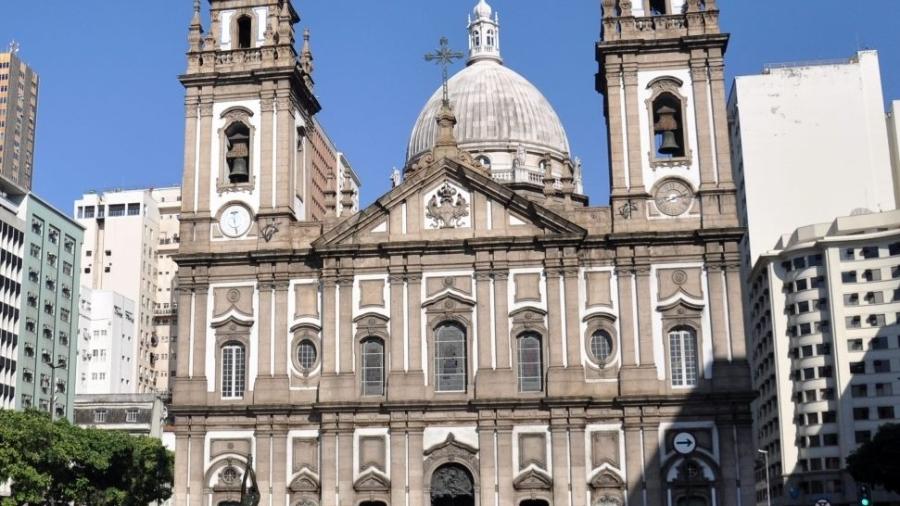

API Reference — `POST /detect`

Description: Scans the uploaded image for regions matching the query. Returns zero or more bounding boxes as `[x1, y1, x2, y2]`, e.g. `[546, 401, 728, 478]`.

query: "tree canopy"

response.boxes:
[0, 409, 173, 505]
[847, 423, 900, 494]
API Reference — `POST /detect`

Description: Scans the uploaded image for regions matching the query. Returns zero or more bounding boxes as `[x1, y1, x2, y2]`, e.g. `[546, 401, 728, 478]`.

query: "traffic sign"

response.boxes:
[673, 432, 696, 455]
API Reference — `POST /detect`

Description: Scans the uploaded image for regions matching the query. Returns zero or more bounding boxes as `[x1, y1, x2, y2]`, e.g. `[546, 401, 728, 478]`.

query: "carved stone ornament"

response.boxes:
[512, 467, 553, 491]
[261, 222, 278, 242]
[426, 183, 470, 229]
[617, 200, 638, 219]
[431, 464, 475, 499]
[226, 289, 241, 304]
[672, 270, 688, 286]
[219, 464, 240, 485]
[353, 469, 391, 492]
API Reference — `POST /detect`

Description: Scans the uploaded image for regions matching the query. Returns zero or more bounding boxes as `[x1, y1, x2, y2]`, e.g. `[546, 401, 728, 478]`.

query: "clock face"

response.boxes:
[219, 204, 252, 238]
[654, 179, 693, 216]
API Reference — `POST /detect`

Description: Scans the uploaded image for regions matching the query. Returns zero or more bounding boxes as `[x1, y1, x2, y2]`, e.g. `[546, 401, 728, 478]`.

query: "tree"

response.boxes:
[0, 409, 174, 505]
[847, 423, 900, 494]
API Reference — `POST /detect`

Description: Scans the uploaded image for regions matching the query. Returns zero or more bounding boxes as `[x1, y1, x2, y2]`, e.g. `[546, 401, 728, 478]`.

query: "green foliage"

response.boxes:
[0, 409, 173, 505]
[847, 423, 900, 494]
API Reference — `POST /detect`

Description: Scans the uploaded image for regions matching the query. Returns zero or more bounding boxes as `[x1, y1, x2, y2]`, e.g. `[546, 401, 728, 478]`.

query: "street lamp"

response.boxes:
[758, 449, 772, 506]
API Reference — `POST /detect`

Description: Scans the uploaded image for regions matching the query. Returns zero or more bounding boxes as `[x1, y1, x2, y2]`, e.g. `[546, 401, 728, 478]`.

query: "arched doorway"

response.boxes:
[360, 502, 388, 506]
[219, 502, 241, 506]
[431, 463, 475, 506]
[521, 501, 550, 506]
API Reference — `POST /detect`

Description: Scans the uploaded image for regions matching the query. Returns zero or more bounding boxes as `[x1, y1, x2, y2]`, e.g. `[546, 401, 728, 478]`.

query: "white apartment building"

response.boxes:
[747, 210, 900, 506]
[149, 187, 180, 394]
[75, 190, 160, 393]
[75, 286, 136, 395]
[729, 50, 896, 266]
[889, 99, 900, 207]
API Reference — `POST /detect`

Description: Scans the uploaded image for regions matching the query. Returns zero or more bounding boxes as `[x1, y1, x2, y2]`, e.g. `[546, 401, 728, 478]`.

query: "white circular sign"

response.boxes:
[219, 204, 252, 238]
[673, 432, 696, 455]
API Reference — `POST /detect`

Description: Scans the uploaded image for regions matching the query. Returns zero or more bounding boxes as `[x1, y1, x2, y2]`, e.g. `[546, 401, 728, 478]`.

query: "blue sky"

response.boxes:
[1, 1, 898, 213]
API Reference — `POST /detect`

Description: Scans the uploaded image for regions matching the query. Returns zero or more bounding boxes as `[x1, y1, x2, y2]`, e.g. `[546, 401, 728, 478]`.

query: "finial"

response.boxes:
[190, 0, 202, 27]
[300, 27, 314, 81]
[7, 40, 20, 55]
[424, 37, 464, 107]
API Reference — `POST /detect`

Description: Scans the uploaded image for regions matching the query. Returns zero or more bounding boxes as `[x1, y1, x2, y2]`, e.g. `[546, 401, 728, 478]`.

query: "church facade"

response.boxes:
[171, 1, 756, 506]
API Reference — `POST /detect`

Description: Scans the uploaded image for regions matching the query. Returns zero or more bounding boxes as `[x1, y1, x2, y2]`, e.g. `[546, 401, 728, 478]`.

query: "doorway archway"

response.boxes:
[430, 463, 475, 506]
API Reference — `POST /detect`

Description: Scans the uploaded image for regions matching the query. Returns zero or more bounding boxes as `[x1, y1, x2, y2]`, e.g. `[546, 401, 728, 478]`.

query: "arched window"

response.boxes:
[517, 333, 543, 392]
[590, 329, 614, 364]
[486, 30, 495, 47]
[236, 15, 253, 49]
[361, 337, 385, 396]
[431, 463, 475, 506]
[669, 326, 699, 387]
[225, 122, 251, 184]
[296, 339, 317, 372]
[476, 155, 491, 169]
[649, 0, 668, 15]
[652, 93, 686, 158]
[473, 30, 481, 48]
[434, 322, 466, 392]
[221, 342, 245, 398]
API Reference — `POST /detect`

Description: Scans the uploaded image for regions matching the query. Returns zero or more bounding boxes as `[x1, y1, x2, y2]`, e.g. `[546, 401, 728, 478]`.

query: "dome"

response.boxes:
[407, 60, 571, 163]
[474, 0, 493, 19]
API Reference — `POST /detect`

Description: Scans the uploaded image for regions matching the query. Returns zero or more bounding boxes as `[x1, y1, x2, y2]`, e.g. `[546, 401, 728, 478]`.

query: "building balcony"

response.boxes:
[153, 303, 177, 317]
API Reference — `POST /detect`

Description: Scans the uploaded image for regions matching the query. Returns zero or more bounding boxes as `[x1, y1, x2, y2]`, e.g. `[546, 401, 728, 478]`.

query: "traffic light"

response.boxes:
[859, 484, 871, 506]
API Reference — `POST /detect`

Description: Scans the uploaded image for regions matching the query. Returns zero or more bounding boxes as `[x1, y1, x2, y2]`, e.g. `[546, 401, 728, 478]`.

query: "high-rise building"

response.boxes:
[75, 286, 136, 395]
[728, 51, 896, 268]
[747, 210, 900, 506]
[14, 193, 82, 421]
[0, 194, 24, 411]
[170, 1, 756, 506]
[888, 99, 900, 206]
[75, 189, 160, 393]
[150, 186, 181, 394]
[0, 47, 39, 191]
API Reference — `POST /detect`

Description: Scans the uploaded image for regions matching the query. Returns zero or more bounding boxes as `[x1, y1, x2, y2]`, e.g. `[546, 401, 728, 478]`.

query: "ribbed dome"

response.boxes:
[407, 60, 571, 162]
[474, 0, 493, 19]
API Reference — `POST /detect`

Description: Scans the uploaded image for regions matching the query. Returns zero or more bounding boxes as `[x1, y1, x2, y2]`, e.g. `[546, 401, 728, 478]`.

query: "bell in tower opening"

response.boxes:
[225, 123, 251, 184]
[653, 98, 685, 158]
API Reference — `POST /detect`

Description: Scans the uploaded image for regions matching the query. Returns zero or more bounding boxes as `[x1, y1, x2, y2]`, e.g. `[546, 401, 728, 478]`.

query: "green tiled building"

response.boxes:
[14, 193, 82, 420]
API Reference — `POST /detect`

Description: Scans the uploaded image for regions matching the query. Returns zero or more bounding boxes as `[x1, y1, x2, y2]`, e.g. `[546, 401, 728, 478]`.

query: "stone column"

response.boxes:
[192, 287, 209, 377]
[689, 60, 716, 188]
[408, 272, 423, 372]
[545, 268, 565, 367]
[276, 92, 295, 211]
[718, 423, 739, 506]
[708, 59, 735, 186]
[188, 428, 205, 506]
[634, 266, 655, 366]
[604, 66, 630, 191]
[321, 277, 337, 375]
[496, 425, 514, 506]
[550, 419, 571, 506]
[270, 430, 288, 506]
[196, 98, 213, 213]
[705, 264, 730, 362]
[176, 290, 194, 378]
[257, 287, 274, 377]
[476, 270, 493, 370]
[569, 415, 588, 506]
[181, 93, 200, 214]
[623, 421, 644, 506]
[478, 419, 497, 506]
[338, 427, 354, 506]
[642, 423, 662, 506]
[273, 283, 289, 375]
[255, 428, 272, 504]
[390, 424, 407, 506]
[616, 267, 637, 367]
[408, 427, 425, 506]
[173, 431, 190, 506]
[389, 272, 405, 373]
[563, 266, 583, 367]
[622, 61, 645, 192]
[338, 277, 354, 374]
[320, 429, 338, 506]
[493, 271, 511, 369]
[725, 264, 747, 360]
[259, 89, 275, 212]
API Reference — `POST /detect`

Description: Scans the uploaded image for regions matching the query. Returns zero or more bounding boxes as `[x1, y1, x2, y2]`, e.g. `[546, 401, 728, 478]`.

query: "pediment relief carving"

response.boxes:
[589, 470, 625, 490]
[425, 181, 471, 230]
[353, 469, 391, 492]
[424, 433, 479, 457]
[423, 434, 480, 486]
[657, 267, 704, 301]
[423, 292, 476, 312]
[512, 467, 553, 490]
[288, 468, 320, 493]
[212, 286, 254, 319]
[353, 312, 390, 333]
[657, 298, 705, 317]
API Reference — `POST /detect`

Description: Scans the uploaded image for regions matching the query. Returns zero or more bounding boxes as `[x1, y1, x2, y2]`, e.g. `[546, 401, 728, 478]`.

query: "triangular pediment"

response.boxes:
[288, 468, 320, 493]
[313, 157, 585, 249]
[353, 469, 391, 492]
[512, 467, 553, 490]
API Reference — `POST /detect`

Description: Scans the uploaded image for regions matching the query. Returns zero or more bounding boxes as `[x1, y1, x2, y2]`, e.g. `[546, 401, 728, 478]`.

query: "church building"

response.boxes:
[171, 0, 756, 505]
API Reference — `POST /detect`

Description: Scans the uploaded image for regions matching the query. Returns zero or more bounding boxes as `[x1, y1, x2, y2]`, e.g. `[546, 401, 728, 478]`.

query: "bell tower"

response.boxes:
[596, 0, 737, 232]
[179, 0, 319, 252]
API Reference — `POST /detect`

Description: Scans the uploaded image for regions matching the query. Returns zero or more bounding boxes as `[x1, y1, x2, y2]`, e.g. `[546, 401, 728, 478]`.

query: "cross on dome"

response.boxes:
[467, 0, 501, 64]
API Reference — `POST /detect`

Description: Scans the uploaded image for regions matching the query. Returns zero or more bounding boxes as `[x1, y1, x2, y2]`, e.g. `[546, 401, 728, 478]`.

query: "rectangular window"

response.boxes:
[848, 339, 864, 351]
[878, 406, 895, 419]
[850, 362, 866, 374]
[435, 325, 467, 392]
[863, 269, 882, 282]
[221, 344, 246, 399]
[126, 203, 140, 216]
[83, 206, 95, 218]
[108, 204, 125, 217]
[873, 360, 891, 373]
[795, 279, 809, 292]
[842, 271, 858, 283]
[846, 316, 861, 329]
[823, 433, 839, 446]
[855, 431, 872, 444]
[870, 337, 889, 350]
[850, 384, 868, 397]
[793, 257, 807, 270]
[875, 383, 894, 396]
[94, 409, 107, 423]
[853, 407, 870, 420]
[844, 293, 860, 305]
[125, 409, 138, 423]
[862, 246, 880, 259]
